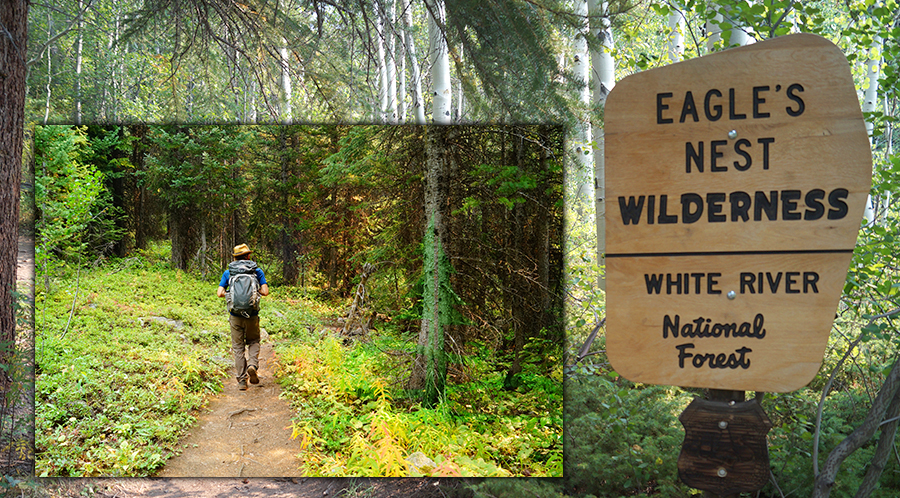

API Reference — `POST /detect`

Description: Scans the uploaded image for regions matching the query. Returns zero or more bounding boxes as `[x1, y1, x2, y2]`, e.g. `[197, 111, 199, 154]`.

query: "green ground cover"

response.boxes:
[35, 246, 563, 478]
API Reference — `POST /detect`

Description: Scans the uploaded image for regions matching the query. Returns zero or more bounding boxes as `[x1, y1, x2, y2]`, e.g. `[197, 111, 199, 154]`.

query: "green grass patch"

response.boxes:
[35, 262, 230, 476]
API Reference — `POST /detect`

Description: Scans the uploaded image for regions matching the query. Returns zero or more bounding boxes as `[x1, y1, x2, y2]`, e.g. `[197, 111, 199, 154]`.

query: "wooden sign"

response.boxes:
[678, 398, 772, 495]
[605, 34, 872, 392]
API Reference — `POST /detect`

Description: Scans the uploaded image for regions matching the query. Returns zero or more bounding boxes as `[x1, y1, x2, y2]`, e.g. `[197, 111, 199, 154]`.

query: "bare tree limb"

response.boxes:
[854, 384, 900, 498]
[813, 347, 900, 497]
[814, 308, 900, 475]
[574, 318, 604, 364]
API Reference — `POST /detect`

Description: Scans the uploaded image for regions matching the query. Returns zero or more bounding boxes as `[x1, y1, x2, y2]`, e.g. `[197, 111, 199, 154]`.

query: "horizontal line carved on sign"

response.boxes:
[606, 248, 854, 258]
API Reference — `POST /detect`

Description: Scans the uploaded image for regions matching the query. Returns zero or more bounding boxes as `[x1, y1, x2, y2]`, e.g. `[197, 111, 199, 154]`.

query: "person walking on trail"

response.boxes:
[217, 244, 269, 391]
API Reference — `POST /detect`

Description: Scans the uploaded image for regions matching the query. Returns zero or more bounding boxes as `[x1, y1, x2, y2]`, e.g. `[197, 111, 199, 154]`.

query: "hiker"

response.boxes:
[217, 244, 270, 391]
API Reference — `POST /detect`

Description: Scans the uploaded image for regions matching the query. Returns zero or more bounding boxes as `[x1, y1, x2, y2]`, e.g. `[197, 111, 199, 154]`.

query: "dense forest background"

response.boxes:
[31, 123, 565, 478]
[0, 0, 897, 496]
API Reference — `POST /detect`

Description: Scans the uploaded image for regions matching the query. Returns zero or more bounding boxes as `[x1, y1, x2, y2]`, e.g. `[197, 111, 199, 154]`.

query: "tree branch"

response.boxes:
[813, 336, 900, 497]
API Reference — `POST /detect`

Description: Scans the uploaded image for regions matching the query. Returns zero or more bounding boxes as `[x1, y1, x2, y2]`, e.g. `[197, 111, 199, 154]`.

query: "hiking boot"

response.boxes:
[247, 365, 259, 384]
[238, 380, 248, 391]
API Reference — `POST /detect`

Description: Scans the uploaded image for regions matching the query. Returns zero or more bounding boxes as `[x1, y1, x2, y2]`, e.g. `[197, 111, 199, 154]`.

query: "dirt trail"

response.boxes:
[17, 235, 34, 298]
[157, 332, 302, 477]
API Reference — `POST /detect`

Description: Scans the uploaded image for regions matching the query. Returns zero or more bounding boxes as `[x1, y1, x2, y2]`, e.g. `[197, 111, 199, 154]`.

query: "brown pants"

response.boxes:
[229, 314, 260, 382]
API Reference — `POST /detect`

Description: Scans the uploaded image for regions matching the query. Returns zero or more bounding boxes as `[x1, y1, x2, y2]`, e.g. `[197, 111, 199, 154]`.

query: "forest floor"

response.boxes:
[22, 237, 468, 497]
[39, 476, 465, 497]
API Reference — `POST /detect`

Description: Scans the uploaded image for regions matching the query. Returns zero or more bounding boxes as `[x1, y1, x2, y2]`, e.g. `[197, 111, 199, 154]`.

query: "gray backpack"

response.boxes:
[226, 260, 261, 317]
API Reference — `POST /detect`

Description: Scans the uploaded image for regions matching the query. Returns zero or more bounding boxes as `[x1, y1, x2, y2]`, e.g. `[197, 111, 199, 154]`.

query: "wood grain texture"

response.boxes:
[678, 398, 772, 496]
[604, 34, 871, 391]
[605, 33, 871, 256]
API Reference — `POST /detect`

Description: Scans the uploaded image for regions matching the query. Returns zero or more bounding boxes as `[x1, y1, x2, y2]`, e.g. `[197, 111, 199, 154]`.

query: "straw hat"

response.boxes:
[232, 244, 253, 257]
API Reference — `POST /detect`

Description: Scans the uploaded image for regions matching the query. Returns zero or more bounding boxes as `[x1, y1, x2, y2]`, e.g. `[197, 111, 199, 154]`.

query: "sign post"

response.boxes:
[604, 33, 872, 495]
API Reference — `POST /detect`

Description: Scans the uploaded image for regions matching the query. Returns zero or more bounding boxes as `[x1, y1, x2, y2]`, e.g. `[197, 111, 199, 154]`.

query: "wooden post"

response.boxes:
[704, 389, 745, 498]
[707, 389, 745, 403]
[678, 388, 771, 497]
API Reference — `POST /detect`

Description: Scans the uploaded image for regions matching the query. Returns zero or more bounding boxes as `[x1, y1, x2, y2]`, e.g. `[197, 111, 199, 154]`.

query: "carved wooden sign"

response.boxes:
[605, 34, 872, 392]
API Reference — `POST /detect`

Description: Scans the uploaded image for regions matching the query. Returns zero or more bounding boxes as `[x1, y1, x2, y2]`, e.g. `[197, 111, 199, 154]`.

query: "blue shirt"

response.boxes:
[219, 267, 267, 288]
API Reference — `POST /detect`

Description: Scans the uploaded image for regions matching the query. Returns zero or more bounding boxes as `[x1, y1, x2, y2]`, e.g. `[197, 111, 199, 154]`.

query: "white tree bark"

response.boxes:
[382, 0, 398, 123]
[398, 22, 407, 123]
[591, 1, 615, 100]
[572, 0, 592, 214]
[707, 2, 752, 51]
[375, 0, 389, 123]
[43, 12, 53, 125]
[426, 0, 451, 124]
[590, 0, 615, 287]
[706, 10, 723, 53]
[667, 9, 685, 63]
[402, 0, 426, 124]
[106, 14, 122, 121]
[279, 37, 293, 124]
[862, 35, 883, 224]
[727, 1, 753, 47]
[374, 0, 398, 123]
[387, 0, 398, 122]
[75, 0, 84, 124]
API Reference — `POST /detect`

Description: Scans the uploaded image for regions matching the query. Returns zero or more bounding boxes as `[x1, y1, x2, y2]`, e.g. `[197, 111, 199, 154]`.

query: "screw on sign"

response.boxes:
[604, 34, 872, 496]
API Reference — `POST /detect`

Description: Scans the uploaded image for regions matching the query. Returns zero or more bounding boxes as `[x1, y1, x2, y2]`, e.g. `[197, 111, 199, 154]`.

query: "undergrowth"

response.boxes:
[273, 332, 563, 477]
[34, 244, 563, 478]
[35, 248, 228, 476]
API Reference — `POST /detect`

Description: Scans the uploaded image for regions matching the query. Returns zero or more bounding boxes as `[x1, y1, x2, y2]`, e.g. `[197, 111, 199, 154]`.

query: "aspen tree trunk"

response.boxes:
[426, 0, 451, 124]
[456, 65, 465, 122]
[667, 9, 685, 63]
[706, 8, 723, 52]
[724, 0, 751, 48]
[276, 0, 291, 122]
[43, 12, 53, 125]
[375, 0, 389, 123]
[589, 0, 615, 288]
[398, 24, 407, 123]
[572, 0, 592, 214]
[280, 38, 292, 124]
[813, 359, 900, 498]
[105, 15, 122, 121]
[75, 0, 84, 124]
[402, 0, 426, 124]
[247, 54, 258, 123]
[862, 35, 882, 224]
[385, 0, 398, 123]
